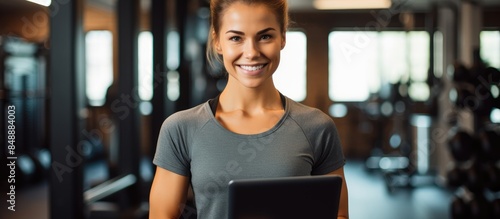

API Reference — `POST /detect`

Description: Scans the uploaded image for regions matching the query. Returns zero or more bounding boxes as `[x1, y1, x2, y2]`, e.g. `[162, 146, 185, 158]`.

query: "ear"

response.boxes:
[212, 31, 222, 54]
[281, 32, 286, 50]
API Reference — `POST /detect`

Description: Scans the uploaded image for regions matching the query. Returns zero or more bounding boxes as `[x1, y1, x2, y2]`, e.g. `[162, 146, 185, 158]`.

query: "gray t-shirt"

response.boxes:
[153, 95, 345, 219]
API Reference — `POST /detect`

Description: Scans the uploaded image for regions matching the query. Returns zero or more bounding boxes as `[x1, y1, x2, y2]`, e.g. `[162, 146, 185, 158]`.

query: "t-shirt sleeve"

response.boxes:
[152, 114, 191, 177]
[310, 112, 346, 175]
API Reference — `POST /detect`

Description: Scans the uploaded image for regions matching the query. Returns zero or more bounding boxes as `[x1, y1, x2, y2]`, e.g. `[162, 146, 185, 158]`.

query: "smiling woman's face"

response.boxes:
[214, 2, 286, 89]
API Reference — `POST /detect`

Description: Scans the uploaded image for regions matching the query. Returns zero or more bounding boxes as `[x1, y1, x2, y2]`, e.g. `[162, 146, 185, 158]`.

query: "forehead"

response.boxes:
[219, 3, 280, 31]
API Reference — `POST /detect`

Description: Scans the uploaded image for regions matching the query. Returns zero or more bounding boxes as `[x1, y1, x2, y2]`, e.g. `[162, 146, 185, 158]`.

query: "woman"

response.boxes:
[149, 0, 349, 218]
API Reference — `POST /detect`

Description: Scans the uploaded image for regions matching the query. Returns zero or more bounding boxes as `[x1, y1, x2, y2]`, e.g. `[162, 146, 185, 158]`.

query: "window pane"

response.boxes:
[139, 31, 153, 101]
[379, 32, 407, 84]
[408, 31, 430, 101]
[167, 30, 180, 70]
[480, 31, 500, 69]
[329, 31, 378, 101]
[328, 31, 429, 102]
[409, 31, 430, 82]
[274, 31, 307, 102]
[433, 31, 444, 78]
[85, 30, 113, 106]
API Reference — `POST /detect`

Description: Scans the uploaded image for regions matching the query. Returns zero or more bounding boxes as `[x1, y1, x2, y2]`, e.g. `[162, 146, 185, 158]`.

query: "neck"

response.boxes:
[219, 80, 282, 112]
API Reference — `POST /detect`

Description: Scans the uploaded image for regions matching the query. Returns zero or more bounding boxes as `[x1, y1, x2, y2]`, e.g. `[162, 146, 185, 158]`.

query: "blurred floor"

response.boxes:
[1, 159, 452, 219]
[344, 160, 452, 219]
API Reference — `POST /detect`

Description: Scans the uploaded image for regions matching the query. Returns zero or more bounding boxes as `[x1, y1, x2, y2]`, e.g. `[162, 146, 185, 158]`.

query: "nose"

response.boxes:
[243, 40, 260, 59]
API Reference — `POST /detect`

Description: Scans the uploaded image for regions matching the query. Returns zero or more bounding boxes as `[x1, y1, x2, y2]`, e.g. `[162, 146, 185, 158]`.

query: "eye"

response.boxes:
[229, 36, 241, 42]
[260, 34, 272, 41]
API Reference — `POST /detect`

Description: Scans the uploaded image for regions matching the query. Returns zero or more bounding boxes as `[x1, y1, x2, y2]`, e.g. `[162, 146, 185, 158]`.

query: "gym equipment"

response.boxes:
[446, 165, 465, 188]
[452, 63, 474, 83]
[448, 130, 478, 162]
[451, 61, 498, 117]
[492, 199, 500, 219]
[484, 164, 500, 192]
[450, 196, 469, 219]
[15, 151, 48, 187]
[465, 162, 488, 194]
[477, 128, 500, 161]
[474, 86, 496, 116]
[480, 67, 500, 87]
[453, 87, 474, 109]
[448, 58, 500, 219]
[453, 85, 495, 116]
[34, 148, 51, 170]
[468, 194, 492, 219]
[1, 36, 49, 187]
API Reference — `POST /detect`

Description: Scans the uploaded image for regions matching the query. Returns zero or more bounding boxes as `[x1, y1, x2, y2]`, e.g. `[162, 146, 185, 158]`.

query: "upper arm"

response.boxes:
[149, 166, 190, 219]
[326, 167, 349, 219]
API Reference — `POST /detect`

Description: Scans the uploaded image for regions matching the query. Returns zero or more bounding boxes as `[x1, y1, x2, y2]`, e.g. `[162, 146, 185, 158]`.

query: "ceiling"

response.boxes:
[1, 0, 499, 12]
[289, 0, 500, 11]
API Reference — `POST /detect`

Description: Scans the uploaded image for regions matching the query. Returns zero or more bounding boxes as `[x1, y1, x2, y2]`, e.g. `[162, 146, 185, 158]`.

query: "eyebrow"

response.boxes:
[225, 27, 276, 35]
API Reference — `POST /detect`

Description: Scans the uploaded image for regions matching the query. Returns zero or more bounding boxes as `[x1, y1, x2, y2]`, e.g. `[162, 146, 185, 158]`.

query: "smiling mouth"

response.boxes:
[239, 64, 266, 71]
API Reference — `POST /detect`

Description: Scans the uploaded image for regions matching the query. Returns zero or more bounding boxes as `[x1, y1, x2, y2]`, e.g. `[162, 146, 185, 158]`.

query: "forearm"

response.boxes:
[327, 168, 349, 219]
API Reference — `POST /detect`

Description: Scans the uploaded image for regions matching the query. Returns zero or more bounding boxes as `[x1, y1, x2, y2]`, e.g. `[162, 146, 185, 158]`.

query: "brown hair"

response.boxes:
[206, 0, 289, 69]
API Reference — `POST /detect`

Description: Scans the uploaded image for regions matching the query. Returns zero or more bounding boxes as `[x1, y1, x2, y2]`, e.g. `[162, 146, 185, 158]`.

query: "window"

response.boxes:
[85, 30, 113, 106]
[138, 31, 153, 101]
[138, 30, 181, 103]
[328, 31, 430, 102]
[480, 31, 500, 69]
[273, 31, 307, 102]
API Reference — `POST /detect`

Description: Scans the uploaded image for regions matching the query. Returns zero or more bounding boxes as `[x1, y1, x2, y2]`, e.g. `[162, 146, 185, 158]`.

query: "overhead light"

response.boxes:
[26, 0, 52, 7]
[314, 0, 392, 10]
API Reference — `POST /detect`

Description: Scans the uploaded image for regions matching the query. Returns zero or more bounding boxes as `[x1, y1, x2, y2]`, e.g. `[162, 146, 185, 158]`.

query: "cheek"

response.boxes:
[221, 46, 239, 62]
[221, 49, 238, 71]
[264, 45, 282, 61]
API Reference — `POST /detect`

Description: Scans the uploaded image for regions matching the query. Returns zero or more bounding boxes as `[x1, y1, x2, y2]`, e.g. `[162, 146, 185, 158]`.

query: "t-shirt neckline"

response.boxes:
[206, 93, 289, 138]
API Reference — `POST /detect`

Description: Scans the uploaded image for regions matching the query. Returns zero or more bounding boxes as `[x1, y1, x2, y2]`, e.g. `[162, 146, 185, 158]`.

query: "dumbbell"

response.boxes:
[469, 194, 492, 219]
[453, 85, 495, 116]
[492, 199, 500, 219]
[475, 86, 496, 116]
[483, 163, 500, 192]
[15, 152, 47, 187]
[446, 165, 466, 188]
[452, 63, 474, 83]
[451, 196, 469, 219]
[480, 67, 500, 85]
[15, 154, 36, 187]
[473, 66, 500, 115]
[448, 130, 478, 162]
[465, 162, 488, 194]
[481, 66, 500, 110]
[477, 128, 500, 161]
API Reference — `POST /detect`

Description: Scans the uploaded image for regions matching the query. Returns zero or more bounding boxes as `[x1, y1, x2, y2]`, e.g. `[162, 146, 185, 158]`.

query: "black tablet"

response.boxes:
[228, 175, 343, 219]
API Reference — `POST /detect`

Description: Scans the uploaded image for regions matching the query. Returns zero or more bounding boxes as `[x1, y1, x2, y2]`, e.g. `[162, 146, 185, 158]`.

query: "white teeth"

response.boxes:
[240, 65, 264, 71]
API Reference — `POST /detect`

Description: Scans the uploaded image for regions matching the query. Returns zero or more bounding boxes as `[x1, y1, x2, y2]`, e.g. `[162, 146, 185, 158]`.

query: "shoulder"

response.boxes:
[160, 101, 212, 133]
[286, 98, 335, 128]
